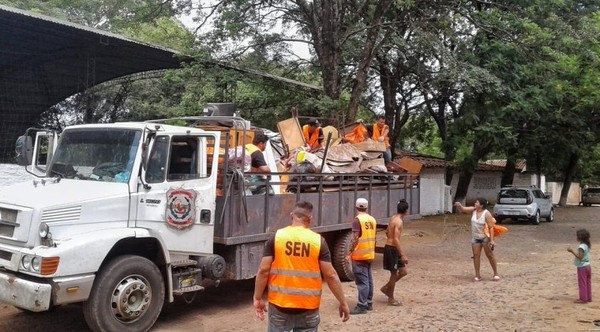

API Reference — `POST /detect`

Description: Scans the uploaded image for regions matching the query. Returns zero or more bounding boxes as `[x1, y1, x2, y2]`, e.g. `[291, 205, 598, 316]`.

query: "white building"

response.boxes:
[398, 156, 547, 215]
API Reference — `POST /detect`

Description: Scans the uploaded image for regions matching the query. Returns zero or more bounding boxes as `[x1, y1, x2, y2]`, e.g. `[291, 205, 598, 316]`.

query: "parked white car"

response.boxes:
[493, 186, 554, 225]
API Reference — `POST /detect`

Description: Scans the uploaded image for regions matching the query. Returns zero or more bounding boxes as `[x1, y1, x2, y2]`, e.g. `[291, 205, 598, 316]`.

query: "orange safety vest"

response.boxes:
[351, 214, 377, 261]
[303, 125, 321, 149]
[373, 123, 390, 148]
[344, 123, 368, 144]
[268, 226, 323, 309]
[352, 213, 377, 261]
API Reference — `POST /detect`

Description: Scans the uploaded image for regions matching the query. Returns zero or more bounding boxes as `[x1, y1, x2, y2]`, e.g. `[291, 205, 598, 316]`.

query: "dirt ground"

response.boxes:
[1, 206, 600, 331]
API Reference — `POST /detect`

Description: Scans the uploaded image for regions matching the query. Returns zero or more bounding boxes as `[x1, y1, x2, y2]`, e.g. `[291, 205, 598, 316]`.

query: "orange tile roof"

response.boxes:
[482, 159, 526, 172]
[396, 154, 513, 172]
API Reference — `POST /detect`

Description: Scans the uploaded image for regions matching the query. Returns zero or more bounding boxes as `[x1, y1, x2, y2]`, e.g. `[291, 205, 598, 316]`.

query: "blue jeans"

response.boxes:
[352, 260, 373, 309]
[383, 149, 392, 163]
[268, 303, 320, 332]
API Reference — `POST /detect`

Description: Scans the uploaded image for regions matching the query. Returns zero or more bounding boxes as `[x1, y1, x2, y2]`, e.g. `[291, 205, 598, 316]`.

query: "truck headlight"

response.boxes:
[39, 223, 49, 239]
[31, 256, 41, 272]
[21, 255, 32, 270]
[19, 255, 59, 275]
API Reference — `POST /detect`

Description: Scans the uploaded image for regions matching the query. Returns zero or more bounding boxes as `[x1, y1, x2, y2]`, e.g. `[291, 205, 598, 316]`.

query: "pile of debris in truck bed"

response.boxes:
[187, 113, 408, 176]
[274, 117, 400, 175]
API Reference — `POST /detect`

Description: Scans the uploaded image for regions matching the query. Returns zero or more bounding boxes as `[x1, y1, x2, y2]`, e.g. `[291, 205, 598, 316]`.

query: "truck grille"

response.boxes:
[0, 207, 18, 237]
[41, 206, 82, 222]
[0, 249, 11, 261]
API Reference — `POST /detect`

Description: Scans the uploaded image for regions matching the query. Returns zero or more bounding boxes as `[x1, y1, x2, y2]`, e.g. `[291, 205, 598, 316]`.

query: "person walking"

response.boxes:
[568, 229, 592, 303]
[253, 201, 350, 331]
[380, 199, 409, 306]
[454, 198, 499, 282]
[349, 198, 377, 314]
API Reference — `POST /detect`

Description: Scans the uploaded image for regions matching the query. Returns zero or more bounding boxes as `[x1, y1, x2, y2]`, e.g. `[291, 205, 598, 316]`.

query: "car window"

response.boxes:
[499, 189, 528, 199]
[586, 188, 600, 194]
[532, 190, 545, 198]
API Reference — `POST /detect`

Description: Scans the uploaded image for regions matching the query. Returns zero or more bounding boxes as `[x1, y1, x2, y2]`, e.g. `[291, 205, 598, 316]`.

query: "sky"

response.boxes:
[176, 7, 312, 60]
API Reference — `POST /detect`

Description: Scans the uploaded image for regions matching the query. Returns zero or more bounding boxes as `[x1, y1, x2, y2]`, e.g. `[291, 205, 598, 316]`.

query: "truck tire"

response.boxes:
[83, 255, 165, 332]
[332, 231, 355, 282]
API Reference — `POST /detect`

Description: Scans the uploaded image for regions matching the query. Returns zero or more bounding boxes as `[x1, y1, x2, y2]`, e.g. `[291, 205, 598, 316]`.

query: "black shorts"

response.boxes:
[383, 245, 405, 271]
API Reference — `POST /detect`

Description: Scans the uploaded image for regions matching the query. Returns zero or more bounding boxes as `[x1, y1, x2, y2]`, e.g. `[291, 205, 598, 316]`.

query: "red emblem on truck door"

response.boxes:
[166, 189, 196, 229]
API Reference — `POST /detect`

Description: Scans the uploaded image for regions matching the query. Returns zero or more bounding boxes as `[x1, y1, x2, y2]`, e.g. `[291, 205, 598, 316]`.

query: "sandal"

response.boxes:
[492, 275, 500, 281]
[473, 277, 482, 282]
[574, 299, 588, 304]
[387, 299, 402, 306]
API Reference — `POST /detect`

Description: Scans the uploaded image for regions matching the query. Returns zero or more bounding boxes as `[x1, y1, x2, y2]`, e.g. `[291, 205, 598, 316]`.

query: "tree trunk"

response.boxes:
[454, 168, 474, 203]
[453, 137, 492, 203]
[346, 0, 393, 121]
[304, 0, 342, 101]
[558, 152, 579, 207]
[501, 149, 518, 187]
[445, 167, 454, 187]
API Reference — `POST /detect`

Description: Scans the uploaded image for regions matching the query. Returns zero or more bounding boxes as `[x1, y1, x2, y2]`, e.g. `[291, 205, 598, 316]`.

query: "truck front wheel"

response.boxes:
[83, 255, 165, 332]
[332, 231, 355, 282]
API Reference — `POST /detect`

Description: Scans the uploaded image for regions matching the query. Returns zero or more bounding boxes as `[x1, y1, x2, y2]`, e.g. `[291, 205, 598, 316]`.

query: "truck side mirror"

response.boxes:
[15, 135, 33, 166]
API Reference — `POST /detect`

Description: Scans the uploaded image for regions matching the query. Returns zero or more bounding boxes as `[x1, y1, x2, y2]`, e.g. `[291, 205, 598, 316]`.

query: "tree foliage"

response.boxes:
[5, 0, 600, 196]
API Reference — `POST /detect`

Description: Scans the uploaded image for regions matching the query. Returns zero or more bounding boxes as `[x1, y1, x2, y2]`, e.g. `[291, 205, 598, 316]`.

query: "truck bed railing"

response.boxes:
[213, 171, 420, 245]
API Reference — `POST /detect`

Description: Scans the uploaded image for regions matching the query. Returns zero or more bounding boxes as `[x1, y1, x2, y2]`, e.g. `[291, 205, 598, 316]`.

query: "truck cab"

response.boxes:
[2, 122, 221, 331]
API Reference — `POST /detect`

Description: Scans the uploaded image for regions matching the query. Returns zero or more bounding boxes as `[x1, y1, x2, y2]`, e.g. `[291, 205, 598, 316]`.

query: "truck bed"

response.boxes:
[214, 172, 420, 245]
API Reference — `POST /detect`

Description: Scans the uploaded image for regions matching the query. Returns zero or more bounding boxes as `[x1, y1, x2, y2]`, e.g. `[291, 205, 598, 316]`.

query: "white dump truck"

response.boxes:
[0, 113, 419, 331]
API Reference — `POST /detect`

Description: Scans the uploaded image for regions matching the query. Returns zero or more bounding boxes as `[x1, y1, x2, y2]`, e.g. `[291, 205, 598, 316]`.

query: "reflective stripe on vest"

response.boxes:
[373, 124, 390, 148]
[303, 125, 320, 149]
[268, 226, 323, 309]
[351, 214, 377, 261]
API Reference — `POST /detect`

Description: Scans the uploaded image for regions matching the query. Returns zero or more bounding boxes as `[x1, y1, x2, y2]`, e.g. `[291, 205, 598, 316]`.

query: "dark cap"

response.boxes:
[307, 118, 320, 126]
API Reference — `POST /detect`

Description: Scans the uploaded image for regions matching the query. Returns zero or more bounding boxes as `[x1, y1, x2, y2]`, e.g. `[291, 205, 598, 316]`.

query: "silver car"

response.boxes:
[493, 186, 554, 225]
[581, 187, 600, 206]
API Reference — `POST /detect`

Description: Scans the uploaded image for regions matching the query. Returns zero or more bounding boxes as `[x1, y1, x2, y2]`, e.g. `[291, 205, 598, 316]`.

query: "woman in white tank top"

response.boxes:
[455, 198, 499, 282]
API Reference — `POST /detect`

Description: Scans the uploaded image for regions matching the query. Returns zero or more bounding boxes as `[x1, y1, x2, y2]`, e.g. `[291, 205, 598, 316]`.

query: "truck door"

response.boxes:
[16, 129, 58, 176]
[136, 133, 220, 254]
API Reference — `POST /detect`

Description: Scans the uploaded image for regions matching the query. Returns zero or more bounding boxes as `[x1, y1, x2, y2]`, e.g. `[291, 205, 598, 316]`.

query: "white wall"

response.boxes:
[419, 168, 447, 215]
[546, 182, 581, 205]
[450, 171, 502, 205]
[513, 173, 546, 192]
[449, 171, 548, 205]
[422, 167, 550, 214]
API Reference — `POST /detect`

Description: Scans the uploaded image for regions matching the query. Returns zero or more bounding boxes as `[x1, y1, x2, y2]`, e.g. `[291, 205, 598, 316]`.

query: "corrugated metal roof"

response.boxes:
[0, 4, 322, 162]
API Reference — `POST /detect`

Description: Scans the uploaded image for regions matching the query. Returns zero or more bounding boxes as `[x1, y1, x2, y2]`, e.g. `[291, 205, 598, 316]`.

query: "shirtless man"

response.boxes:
[380, 199, 409, 306]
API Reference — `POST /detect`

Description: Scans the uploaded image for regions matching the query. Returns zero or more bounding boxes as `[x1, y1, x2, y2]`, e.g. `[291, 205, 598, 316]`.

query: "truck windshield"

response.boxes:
[49, 128, 142, 183]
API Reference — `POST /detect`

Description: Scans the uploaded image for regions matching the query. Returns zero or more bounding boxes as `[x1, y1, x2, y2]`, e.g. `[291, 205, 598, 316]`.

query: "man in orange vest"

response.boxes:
[372, 115, 391, 163]
[302, 118, 324, 151]
[349, 198, 377, 314]
[253, 201, 350, 331]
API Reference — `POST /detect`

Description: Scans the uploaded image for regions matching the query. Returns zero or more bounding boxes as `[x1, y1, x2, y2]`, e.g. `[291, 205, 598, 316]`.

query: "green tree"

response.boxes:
[191, 0, 395, 122]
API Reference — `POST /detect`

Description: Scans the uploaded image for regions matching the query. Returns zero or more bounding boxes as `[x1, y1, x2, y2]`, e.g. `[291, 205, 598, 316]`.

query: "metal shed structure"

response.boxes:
[0, 4, 190, 162]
